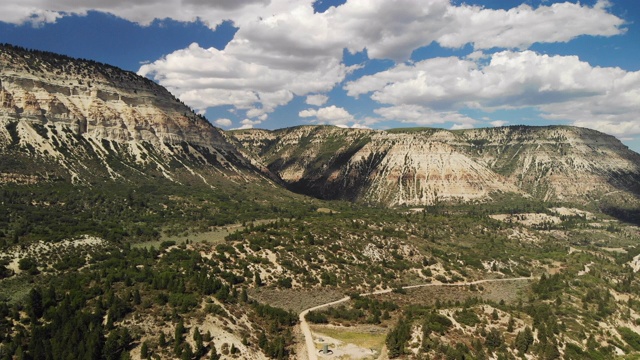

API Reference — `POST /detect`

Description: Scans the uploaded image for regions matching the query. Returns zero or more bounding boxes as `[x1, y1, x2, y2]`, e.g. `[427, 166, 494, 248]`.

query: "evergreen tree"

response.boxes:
[28, 288, 44, 321]
[141, 341, 149, 359]
[386, 316, 411, 358]
[258, 331, 268, 350]
[174, 319, 186, 356]
[159, 332, 167, 347]
[485, 328, 503, 350]
[507, 317, 514, 332]
[193, 327, 204, 358]
[27, 324, 47, 360]
[209, 343, 220, 360]
[133, 289, 141, 306]
[515, 326, 534, 355]
[181, 343, 193, 360]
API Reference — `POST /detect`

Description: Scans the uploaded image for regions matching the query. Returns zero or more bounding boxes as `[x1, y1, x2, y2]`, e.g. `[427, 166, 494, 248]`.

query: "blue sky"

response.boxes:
[1, 0, 639, 151]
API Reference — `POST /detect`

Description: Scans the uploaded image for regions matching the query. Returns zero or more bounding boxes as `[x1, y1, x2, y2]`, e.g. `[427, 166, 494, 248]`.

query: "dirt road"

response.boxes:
[298, 277, 533, 360]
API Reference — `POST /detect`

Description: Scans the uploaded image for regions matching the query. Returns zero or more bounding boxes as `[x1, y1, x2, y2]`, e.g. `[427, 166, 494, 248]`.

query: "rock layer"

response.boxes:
[0, 45, 264, 184]
[0, 45, 232, 149]
[232, 126, 640, 206]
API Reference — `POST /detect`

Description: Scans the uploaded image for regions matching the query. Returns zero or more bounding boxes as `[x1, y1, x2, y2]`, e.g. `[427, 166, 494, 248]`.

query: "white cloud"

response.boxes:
[138, 42, 350, 117]
[451, 123, 475, 130]
[214, 118, 233, 127]
[241, 118, 262, 126]
[305, 94, 329, 106]
[299, 105, 354, 126]
[439, 0, 624, 50]
[0, 0, 293, 28]
[2, 0, 628, 130]
[569, 120, 640, 139]
[2, 0, 623, 62]
[466, 51, 487, 61]
[298, 109, 316, 118]
[347, 51, 640, 134]
[374, 104, 478, 126]
[232, 118, 263, 130]
[490, 120, 509, 127]
[350, 123, 371, 129]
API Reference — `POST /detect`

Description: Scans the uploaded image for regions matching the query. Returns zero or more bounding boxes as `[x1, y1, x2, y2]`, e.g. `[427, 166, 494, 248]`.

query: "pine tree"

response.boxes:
[28, 288, 44, 321]
[485, 328, 503, 350]
[174, 319, 185, 356]
[386, 316, 411, 358]
[507, 317, 514, 332]
[209, 343, 220, 360]
[141, 341, 149, 359]
[193, 327, 204, 358]
[181, 343, 193, 360]
[515, 326, 534, 355]
[133, 289, 141, 305]
[240, 287, 248, 303]
[258, 331, 268, 350]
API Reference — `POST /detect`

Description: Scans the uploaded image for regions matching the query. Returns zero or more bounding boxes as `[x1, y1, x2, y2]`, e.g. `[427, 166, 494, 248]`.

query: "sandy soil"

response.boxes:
[2, 235, 105, 274]
[490, 213, 561, 226]
[551, 207, 595, 220]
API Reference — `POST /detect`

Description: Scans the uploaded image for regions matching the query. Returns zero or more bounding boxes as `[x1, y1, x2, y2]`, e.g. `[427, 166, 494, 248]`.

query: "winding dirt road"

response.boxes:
[299, 277, 534, 360]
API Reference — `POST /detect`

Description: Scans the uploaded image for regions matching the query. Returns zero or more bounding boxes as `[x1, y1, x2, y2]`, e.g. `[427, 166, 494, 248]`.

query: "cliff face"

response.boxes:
[459, 126, 640, 202]
[0, 45, 235, 147]
[3, 45, 639, 207]
[0, 45, 264, 185]
[232, 126, 640, 206]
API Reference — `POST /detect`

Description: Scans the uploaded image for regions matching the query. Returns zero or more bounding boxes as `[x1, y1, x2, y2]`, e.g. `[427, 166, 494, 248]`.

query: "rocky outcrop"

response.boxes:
[0, 45, 233, 150]
[2, 45, 639, 206]
[0, 44, 267, 185]
[0, 87, 18, 115]
[232, 126, 640, 206]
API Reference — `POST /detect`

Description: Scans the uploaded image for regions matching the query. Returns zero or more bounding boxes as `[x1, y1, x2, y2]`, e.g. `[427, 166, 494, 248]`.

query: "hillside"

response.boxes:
[231, 125, 640, 208]
[0, 44, 318, 241]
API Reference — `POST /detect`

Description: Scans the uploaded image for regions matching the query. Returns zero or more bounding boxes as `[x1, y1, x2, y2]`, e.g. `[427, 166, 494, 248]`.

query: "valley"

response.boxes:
[1, 45, 640, 359]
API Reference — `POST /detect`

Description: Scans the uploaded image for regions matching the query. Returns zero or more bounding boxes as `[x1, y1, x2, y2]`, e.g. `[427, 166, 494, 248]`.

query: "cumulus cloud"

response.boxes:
[451, 123, 475, 130]
[350, 123, 371, 130]
[348, 50, 640, 134]
[374, 104, 477, 126]
[305, 94, 329, 106]
[347, 51, 614, 109]
[490, 120, 509, 127]
[2, 0, 623, 60]
[299, 105, 354, 126]
[138, 42, 351, 117]
[0, 0, 294, 28]
[439, 0, 624, 50]
[214, 118, 233, 128]
[233, 118, 263, 130]
[2, 0, 629, 131]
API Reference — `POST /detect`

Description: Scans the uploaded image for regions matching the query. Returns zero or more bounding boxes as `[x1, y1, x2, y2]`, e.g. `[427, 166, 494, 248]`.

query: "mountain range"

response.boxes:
[2, 43, 640, 211]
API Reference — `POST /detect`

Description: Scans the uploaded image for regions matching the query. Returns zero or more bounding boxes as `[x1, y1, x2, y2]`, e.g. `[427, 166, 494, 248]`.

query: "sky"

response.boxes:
[1, 0, 639, 152]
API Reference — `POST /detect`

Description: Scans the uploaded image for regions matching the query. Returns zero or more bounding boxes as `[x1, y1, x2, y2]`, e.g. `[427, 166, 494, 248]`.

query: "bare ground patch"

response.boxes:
[249, 288, 346, 314]
[133, 219, 278, 249]
[370, 279, 531, 307]
[311, 324, 385, 360]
